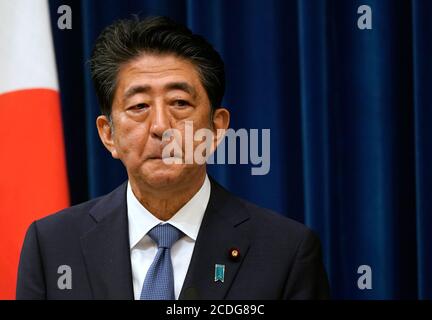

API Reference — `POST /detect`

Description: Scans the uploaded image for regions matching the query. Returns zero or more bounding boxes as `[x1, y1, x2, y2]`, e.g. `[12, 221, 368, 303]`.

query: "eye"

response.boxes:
[130, 103, 149, 110]
[173, 99, 190, 107]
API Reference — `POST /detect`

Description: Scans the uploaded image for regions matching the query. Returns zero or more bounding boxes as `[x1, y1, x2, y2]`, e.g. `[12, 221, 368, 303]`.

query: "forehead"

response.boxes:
[115, 53, 204, 96]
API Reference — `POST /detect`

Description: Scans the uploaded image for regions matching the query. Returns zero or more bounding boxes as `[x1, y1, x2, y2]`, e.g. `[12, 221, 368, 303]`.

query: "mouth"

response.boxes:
[147, 155, 182, 161]
[147, 149, 183, 160]
[145, 143, 184, 161]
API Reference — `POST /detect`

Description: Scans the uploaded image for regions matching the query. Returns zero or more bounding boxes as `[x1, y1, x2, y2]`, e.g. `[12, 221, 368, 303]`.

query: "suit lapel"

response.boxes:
[179, 179, 251, 300]
[80, 183, 134, 300]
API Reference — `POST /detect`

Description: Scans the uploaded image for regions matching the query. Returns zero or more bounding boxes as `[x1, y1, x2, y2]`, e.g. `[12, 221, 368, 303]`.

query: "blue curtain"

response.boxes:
[48, 0, 432, 299]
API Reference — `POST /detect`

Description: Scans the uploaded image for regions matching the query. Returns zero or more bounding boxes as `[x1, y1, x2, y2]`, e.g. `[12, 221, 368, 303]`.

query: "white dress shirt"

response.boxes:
[127, 175, 211, 300]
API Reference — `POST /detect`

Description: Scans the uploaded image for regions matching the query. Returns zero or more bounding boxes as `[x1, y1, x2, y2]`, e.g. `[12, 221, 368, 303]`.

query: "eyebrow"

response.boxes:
[122, 81, 197, 101]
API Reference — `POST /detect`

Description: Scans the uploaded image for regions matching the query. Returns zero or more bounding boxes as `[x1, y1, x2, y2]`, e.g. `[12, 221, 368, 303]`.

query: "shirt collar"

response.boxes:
[127, 174, 211, 249]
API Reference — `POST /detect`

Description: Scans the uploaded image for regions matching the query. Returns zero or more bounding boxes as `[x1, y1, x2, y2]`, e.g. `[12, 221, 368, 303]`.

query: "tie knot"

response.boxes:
[148, 224, 183, 249]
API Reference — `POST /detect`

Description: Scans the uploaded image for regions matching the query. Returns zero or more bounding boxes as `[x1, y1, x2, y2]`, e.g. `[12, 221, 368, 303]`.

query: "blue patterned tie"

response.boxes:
[140, 224, 183, 300]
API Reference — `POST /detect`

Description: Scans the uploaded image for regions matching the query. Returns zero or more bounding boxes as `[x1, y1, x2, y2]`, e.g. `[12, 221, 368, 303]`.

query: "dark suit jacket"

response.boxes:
[16, 177, 330, 299]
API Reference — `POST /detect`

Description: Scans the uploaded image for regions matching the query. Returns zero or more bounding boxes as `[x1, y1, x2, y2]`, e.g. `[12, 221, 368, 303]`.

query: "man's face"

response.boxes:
[99, 53, 218, 189]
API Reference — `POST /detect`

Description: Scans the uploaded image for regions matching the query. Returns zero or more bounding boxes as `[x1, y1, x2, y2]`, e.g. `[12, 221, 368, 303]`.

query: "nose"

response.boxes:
[149, 103, 171, 139]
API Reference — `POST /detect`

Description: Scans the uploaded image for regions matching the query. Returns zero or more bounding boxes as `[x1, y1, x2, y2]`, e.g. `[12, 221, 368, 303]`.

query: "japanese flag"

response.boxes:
[0, 0, 69, 299]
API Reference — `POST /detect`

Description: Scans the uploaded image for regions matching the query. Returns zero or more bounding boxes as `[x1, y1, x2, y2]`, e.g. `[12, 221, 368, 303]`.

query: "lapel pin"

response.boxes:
[214, 264, 225, 283]
[229, 247, 240, 261]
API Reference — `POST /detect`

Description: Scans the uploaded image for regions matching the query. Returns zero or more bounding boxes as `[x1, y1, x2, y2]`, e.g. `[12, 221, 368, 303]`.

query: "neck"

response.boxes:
[129, 172, 206, 221]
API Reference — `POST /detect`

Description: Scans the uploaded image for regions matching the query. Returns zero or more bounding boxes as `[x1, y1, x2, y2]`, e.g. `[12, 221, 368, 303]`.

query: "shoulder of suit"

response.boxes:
[221, 194, 321, 256]
[209, 177, 314, 241]
[32, 184, 123, 233]
[31, 197, 98, 236]
[239, 198, 310, 233]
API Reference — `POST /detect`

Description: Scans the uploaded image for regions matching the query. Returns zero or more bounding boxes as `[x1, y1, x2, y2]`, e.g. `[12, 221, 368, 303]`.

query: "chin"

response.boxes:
[140, 164, 187, 188]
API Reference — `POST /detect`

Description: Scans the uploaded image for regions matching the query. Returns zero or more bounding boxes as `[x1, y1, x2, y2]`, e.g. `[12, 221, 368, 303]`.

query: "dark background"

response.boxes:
[48, 0, 432, 299]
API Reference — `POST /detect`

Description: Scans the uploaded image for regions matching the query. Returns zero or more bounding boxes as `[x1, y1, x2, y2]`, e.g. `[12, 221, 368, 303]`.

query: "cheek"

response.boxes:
[171, 120, 214, 153]
[114, 121, 150, 154]
[177, 110, 212, 130]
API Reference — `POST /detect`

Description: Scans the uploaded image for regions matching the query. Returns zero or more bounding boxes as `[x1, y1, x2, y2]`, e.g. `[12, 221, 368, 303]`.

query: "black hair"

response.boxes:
[89, 15, 225, 118]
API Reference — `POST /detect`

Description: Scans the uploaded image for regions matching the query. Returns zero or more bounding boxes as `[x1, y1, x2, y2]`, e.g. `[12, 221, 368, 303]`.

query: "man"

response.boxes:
[17, 16, 330, 300]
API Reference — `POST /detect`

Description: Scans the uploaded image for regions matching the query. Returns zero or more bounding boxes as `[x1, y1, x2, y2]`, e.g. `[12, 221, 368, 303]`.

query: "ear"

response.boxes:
[96, 115, 119, 159]
[211, 107, 230, 148]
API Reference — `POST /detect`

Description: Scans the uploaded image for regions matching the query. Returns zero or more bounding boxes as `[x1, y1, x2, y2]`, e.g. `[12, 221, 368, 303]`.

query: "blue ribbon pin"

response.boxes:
[214, 264, 225, 283]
